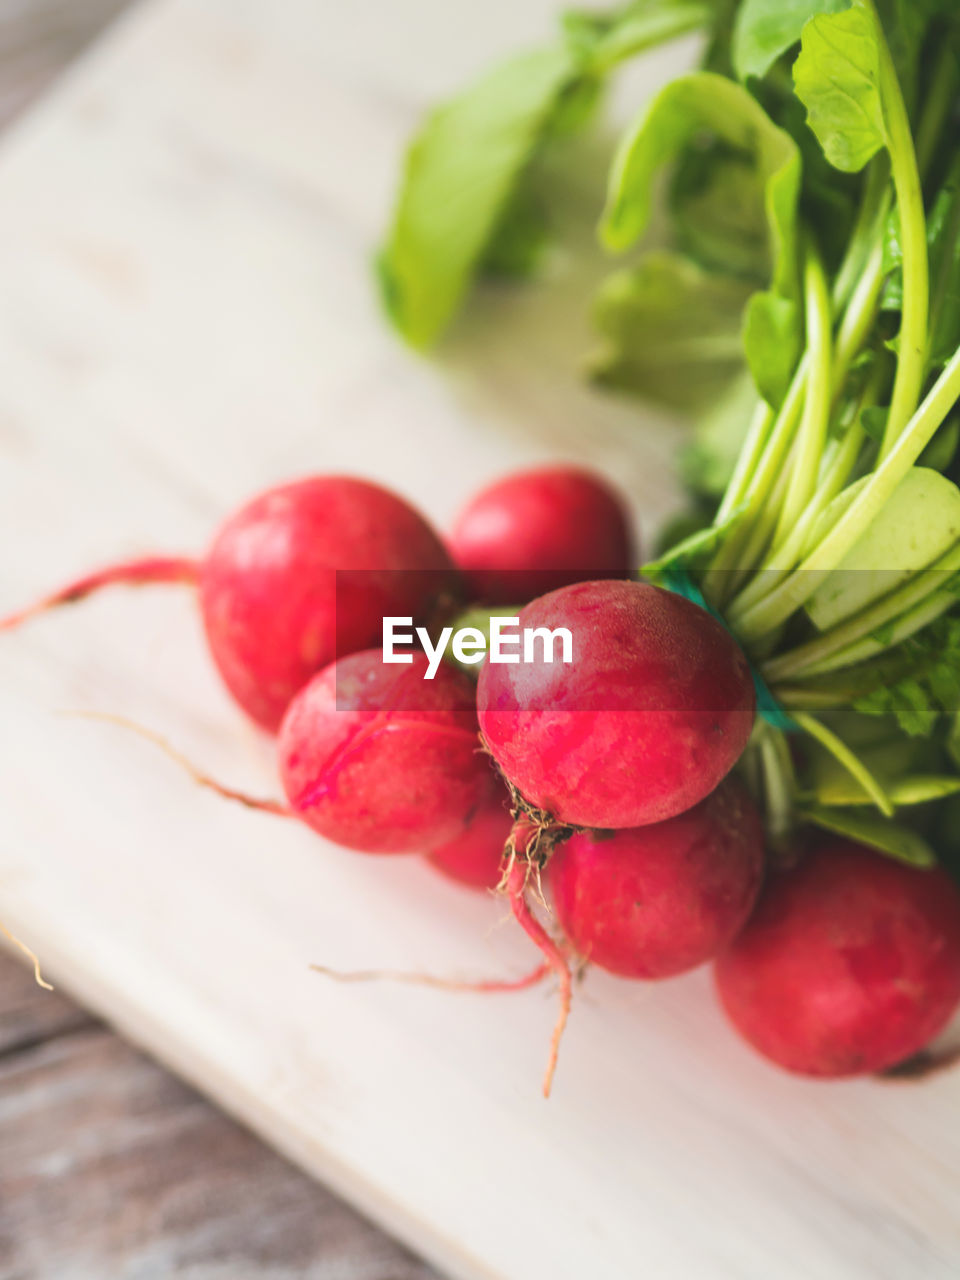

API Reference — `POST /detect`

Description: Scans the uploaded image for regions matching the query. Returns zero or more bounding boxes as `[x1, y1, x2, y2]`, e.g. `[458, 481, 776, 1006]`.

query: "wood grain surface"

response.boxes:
[0, 4, 437, 1276]
[2, 2, 960, 1279]
[0, 0, 130, 124]
[0, 961, 439, 1278]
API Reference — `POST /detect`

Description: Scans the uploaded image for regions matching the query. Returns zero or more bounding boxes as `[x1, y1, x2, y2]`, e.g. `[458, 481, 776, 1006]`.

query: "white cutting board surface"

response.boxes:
[1, 2, 959, 1277]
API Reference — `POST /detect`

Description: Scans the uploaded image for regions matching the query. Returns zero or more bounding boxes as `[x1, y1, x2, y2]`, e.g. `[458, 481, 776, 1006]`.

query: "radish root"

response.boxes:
[0, 556, 199, 631]
[505, 856, 572, 1099]
[310, 961, 550, 994]
[64, 710, 290, 816]
[1, 921, 53, 990]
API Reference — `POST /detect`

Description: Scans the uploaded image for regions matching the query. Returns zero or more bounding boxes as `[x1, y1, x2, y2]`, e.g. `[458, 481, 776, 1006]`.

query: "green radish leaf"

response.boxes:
[874, 0, 959, 112]
[793, 711, 894, 815]
[820, 707, 920, 751]
[793, 5, 888, 173]
[926, 164, 960, 373]
[587, 252, 754, 411]
[807, 727, 931, 793]
[880, 162, 960, 372]
[799, 805, 938, 866]
[808, 772, 960, 807]
[378, 0, 715, 347]
[918, 414, 960, 473]
[800, 475, 867, 559]
[853, 617, 960, 735]
[653, 507, 715, 557]
[860, 686, 942, 737]
[742, 291, 801, 409]
[670, 143, 770, 281]
[601, 74, 801, 297]
[378, 47, 576, 347]
[806, 469, 960, 631]
[600, 72, 801, 407]
[860, 406, 889, 443]
[645, 505, 744, 572]
[748, 73, 860, 270]
[480, 181, 551, 279]
[869, 619, 898, 647]
[732, 0, 849, 82]
[562, 0, 712, 72]
[855, 684, 939, 737]
[880, 207, 903, 312]
[680, 369, 760, 496]
[889, 776, 960, 804]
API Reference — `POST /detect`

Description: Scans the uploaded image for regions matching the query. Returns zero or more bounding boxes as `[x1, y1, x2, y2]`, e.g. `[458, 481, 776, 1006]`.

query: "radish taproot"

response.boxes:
[503, 822, 574, 1098]
[449, 465, 636, 603]
[550, 781, 765, 978]
[478, 579, 756, 829]
[278, 649, 492, 854]
[2, 476, 460, 731]
[714, 839, 960, 1077]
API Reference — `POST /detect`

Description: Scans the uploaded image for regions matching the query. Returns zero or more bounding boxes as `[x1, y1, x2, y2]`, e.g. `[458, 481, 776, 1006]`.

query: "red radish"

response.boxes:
[201, 478, 459, 728]
[449, 465, 636, 602]
[278, 648, 491, 854]
[478, 579, 755, 829]
[714, 839, 960, 1077]
[427, 781, 513, 890]
[550, 781, 764, 978]
[1, 476, 459, 731]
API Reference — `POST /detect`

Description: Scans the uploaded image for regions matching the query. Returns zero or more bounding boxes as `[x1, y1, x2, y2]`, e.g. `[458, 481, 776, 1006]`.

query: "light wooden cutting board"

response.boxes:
[1, 2, 959, 1277]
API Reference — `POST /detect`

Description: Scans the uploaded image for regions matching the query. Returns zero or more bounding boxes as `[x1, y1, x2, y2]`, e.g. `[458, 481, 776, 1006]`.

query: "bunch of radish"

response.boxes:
[6, 463, 960, 1096]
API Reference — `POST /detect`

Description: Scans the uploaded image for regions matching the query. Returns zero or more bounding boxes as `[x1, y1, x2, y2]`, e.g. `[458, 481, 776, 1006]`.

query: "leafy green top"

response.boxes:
[378, 0, 960, 867]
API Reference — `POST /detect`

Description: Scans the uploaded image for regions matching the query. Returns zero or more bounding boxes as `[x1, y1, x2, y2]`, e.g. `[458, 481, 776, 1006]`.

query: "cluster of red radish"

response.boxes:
[7, 465, 960, 1094]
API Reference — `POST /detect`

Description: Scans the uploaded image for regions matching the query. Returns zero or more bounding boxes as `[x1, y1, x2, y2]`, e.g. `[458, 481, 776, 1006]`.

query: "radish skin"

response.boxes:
[427, 782, 514, 890]
[550, 781, 765, 979]
[278, 649, 491, 854]
[2, 476, 460, 731]
[450, 465, 636, 603]
[201, 478, 460, 729]
[714, 839, 960, 1077]
[478, 579, 755, 828]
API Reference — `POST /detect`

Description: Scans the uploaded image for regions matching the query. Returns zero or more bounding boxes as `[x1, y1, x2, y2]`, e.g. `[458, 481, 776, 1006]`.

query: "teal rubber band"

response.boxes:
[659, 568, 798, 734]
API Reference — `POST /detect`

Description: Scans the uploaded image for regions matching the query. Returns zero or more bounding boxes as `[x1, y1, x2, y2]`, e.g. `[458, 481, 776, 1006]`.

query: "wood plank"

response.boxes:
[0, 3, 959, 1279]
[0, 0, 131, 126]
[0, 987, 437, 1279]
[0, 954, 93, 1056]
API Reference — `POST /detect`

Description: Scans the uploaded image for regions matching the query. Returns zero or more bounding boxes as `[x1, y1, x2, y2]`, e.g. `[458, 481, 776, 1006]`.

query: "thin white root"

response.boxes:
[1, 920, 53, 990]
[59, 709, 289, 815]
[310, 962, 550, 994]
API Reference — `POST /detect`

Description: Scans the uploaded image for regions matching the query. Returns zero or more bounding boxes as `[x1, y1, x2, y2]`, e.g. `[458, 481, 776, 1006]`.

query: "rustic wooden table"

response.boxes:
[0, 4, 438, 1275]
